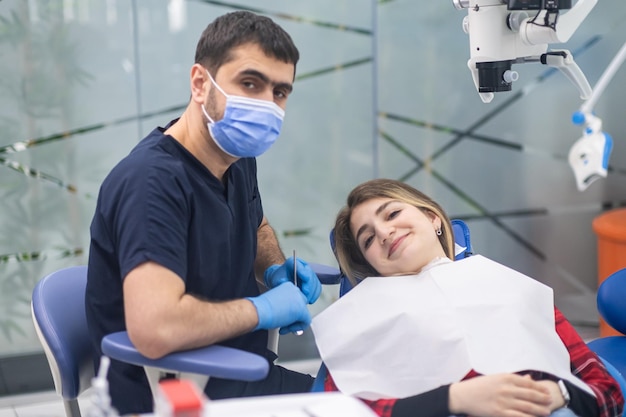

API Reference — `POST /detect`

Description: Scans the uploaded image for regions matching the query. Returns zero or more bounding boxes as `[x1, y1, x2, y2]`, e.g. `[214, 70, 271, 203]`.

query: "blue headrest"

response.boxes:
[597, 268, 626, 335]
[452, 219, 473, 260]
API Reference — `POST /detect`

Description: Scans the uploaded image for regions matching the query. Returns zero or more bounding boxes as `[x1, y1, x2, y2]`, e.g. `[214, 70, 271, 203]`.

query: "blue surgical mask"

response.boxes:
[202, 70, 285, 158]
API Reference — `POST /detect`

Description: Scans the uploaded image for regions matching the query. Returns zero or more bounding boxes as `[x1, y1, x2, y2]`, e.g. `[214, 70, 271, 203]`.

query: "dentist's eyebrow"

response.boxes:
[240, 69, 293, 93]
[355, 200, 399, 243]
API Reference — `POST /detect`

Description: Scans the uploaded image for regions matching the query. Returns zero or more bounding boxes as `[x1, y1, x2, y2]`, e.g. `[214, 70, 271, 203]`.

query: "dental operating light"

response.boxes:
[569, 41, 626, 191]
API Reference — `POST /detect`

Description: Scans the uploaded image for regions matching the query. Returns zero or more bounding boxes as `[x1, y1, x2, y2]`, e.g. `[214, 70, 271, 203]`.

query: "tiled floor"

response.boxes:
[0, 390, 78, 417]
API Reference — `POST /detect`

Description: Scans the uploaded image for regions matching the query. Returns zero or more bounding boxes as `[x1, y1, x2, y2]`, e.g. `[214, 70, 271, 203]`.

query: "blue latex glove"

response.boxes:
[264, 256, 322, 304]
[247, 282, 311, 335]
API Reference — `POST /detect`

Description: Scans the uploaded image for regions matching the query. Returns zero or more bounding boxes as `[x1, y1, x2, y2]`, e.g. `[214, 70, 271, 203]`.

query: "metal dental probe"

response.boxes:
[293, 249, 304, 336]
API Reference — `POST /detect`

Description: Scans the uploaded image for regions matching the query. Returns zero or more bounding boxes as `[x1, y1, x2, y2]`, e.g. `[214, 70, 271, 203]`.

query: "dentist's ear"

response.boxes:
[190, 64, 209, 103]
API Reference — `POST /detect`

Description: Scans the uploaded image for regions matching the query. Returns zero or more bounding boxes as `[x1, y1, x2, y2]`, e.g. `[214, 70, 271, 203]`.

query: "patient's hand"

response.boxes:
[535, 380, 567, 411]
[449, 374, 552, 417]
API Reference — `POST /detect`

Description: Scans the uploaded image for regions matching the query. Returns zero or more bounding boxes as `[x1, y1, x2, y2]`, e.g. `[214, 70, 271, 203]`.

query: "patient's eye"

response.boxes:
[363, 234, 374, 250]
[388, 209, 401, 219]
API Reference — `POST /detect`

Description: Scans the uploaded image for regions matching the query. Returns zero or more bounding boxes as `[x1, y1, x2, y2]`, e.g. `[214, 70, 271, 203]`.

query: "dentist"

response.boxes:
[85, 10, 321, 415]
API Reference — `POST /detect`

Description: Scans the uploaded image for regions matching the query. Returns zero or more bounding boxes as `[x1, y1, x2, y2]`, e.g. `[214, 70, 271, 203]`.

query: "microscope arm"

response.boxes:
[580, 41, 626, 114]
[541, 50, 592, 99]
[522, 0, 597, 45]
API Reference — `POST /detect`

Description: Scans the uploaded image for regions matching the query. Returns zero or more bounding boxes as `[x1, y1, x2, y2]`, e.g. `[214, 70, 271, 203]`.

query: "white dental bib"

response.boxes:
[311, 255, 593, 400]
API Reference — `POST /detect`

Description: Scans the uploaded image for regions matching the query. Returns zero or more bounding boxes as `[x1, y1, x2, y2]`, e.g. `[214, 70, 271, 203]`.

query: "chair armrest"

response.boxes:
[596, 354, 626, 398]
[101, 331, 269, 381]
[587, 336, 626, 378]
[309, 263, 342, 285]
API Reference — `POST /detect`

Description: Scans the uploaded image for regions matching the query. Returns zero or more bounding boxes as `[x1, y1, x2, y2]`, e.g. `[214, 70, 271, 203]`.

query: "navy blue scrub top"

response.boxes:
[85, 121, 270, 412]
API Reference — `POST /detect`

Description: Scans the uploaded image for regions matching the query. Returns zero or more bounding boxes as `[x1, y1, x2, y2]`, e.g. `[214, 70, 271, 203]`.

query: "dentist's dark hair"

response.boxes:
[195, 10, 300, 79]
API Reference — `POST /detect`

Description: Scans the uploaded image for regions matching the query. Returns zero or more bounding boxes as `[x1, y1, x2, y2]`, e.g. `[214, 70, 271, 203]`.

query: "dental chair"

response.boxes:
[309, 219, 473, 391]
[586, 268, 626, 402]
[31, 266, 94, 417]
[31, 265, 270, 417]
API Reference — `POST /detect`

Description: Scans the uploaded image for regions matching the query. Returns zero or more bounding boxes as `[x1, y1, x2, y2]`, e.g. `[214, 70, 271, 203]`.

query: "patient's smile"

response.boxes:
[389, 234, 407, 258]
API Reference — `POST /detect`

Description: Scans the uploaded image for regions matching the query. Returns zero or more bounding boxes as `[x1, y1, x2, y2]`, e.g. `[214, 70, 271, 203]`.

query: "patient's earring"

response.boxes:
[436, 228, 442, 236]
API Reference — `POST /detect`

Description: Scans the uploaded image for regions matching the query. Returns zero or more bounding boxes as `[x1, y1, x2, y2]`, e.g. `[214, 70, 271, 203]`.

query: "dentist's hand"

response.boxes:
[247, 282, 311, 335]
[264, 257, 322, 304]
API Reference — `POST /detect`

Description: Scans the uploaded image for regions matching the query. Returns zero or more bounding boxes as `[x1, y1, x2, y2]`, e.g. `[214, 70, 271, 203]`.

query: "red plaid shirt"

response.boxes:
[324, 307, 624, 417]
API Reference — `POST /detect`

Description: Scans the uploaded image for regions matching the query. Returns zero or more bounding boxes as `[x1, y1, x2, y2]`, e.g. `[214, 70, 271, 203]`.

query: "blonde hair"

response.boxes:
[334, 179, 454, 287]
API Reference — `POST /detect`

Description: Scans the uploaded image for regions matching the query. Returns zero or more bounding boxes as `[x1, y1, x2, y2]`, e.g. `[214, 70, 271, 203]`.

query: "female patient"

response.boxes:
[313, 178, 623, 417]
